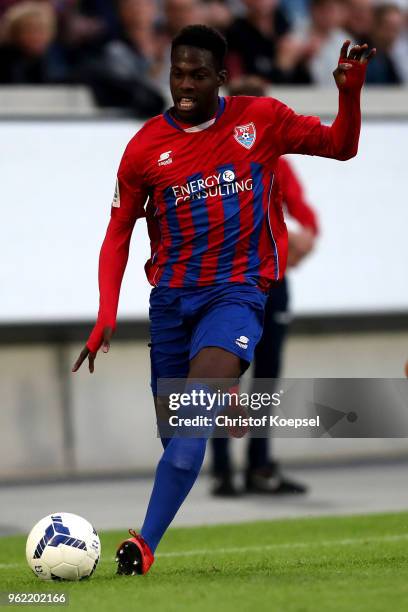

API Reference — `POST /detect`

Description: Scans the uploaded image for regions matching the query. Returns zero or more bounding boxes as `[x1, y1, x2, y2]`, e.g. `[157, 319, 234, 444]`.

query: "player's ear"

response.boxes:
[217, 69, 228, 87]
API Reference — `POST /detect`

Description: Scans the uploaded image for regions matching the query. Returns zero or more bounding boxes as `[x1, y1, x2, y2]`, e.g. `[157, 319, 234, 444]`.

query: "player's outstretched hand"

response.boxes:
[71, 326, 113, 374]
[333, 40, 376, 90]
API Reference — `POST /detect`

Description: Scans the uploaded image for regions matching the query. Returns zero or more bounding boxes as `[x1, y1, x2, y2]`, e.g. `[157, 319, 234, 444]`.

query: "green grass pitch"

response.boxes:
[1, 512, 408, 612]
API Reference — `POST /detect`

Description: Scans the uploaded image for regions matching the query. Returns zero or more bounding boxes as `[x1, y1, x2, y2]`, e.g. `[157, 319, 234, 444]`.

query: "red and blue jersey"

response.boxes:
[87, 66, 365, 353]
[115, 96, 332, 290]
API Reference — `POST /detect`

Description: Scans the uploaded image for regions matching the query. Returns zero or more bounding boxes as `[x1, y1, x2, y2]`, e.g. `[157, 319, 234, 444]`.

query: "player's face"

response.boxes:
[170, 45, 227, 124]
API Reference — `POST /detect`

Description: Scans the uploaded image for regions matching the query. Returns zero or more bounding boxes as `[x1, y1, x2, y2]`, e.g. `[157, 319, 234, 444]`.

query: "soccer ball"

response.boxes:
[26, 512, 101, 581]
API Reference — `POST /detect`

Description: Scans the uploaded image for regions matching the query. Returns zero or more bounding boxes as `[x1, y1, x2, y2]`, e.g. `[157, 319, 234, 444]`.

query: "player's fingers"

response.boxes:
[347, 45, 357, 60]
[350, 43, 366, 60]
[356, 43, 368, 62]
[72, 347, 89, 372]
[350, 44, 367, 60]
[339, 40, 350, 59]
[102, 326, 113, 353]
[88, 353, 96, 374]
[364, 48, 376, 63]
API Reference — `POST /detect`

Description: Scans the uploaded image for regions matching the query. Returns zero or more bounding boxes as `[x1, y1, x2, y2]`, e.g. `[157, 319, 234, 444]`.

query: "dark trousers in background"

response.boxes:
[211, 278, 290, 475]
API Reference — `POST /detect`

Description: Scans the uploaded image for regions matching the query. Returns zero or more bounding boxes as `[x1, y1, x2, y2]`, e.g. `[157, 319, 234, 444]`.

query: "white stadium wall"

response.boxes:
[1, 113, 408, 480]
[1, 118, 407, 325]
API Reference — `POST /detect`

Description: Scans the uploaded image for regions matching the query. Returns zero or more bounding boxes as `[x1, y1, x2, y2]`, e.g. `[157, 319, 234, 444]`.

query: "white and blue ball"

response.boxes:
[26, 512, 100, 581]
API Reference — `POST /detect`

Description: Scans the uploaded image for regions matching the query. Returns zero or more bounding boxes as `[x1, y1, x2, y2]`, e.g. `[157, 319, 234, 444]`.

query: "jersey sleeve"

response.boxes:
[112, 142, 148, 224]
[277, 158, 319, 234]
[270, 59, 366, 161]
[86, 138, 149, 353]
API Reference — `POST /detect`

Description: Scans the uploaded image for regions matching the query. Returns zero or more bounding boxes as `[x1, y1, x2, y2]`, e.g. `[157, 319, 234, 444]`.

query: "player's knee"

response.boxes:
[189, 347, 241, 379]
[162, 437, 206, 474]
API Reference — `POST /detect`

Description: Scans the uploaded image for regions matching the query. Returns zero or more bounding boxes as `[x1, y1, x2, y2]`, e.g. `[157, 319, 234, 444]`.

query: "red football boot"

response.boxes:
[115, 530, 154, 576]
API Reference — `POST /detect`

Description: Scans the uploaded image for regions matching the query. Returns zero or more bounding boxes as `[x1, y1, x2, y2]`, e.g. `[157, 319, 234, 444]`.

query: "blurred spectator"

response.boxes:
[0, 0, 47, 18]
[280, 0, 311, 28]
[298, 0, 350, 85]
[154, 0, 206, 91]
[366, 3, 405, 84]
[0, 1, 67, 83]
[162, 0, 205, 37]
[228, 73, 268, 96]
[225, 0, 311, 83]
[1, 0, 405, 108]
[75, 0, 165, 115]
[113, 0, 159, 71]
[345, 0, 374, 44]
[60, 1, 119, 58]
[0, 0, 22, 18]
[392, 7, 408, 83]
[202, 0, 233, 31]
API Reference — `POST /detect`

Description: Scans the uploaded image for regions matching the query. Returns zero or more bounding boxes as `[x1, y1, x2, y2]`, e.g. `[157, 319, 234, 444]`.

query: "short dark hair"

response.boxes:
[171, 24, 227, 70]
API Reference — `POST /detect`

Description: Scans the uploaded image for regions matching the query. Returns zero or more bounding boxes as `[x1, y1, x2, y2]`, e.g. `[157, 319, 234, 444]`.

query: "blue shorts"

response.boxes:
[149, 283, 267, 395]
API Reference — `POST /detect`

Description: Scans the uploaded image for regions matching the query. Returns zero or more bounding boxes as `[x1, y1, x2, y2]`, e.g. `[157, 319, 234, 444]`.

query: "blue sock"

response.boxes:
[141, 382, 218, 553]
[141, 437, 206, 552]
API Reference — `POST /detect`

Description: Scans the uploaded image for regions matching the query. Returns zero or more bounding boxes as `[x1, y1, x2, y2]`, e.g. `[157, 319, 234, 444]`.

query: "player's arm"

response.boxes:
[278, 157, 319, 268]
[276, 42, 376, 161]
[72, 144, 148, 374]
[278, 158, 319, 234]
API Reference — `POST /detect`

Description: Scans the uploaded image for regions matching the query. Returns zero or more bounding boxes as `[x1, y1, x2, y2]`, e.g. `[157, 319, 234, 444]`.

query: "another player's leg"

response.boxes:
[246, 279, 307, 494]
[210, 437, 241, 496]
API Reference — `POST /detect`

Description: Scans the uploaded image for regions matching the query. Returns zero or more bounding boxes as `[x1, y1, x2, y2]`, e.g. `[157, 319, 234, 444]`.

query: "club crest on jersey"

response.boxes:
[233, 122, 256, 149]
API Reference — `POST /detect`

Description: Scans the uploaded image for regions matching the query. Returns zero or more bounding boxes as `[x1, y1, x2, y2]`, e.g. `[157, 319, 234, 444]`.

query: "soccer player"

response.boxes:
[72, 25, 375, 575]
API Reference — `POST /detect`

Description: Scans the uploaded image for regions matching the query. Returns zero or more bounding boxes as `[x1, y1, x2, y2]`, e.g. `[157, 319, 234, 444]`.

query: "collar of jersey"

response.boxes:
[164, 97, 226, 133]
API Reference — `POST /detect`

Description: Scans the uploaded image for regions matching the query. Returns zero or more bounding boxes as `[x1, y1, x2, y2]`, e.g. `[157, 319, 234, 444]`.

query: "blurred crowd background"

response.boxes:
[0, 0, 407, 116]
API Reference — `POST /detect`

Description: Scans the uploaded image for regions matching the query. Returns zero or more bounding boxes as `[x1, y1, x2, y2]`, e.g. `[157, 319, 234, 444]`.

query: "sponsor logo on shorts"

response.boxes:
[235, 335, 249, 349]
